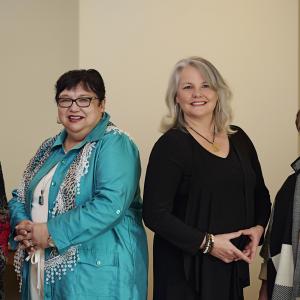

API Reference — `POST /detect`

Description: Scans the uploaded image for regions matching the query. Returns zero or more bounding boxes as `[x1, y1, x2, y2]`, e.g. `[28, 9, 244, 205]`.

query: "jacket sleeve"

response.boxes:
[8, 191, 30, 250]
[47, 133, 141, 253]
[142, 132, 205, 255]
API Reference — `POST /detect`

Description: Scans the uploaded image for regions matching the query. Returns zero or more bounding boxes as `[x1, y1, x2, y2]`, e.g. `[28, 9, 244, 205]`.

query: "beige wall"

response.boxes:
[0, 1, 298, 299]
[79, 1, 298, 299]
[0, 0, 79, 193]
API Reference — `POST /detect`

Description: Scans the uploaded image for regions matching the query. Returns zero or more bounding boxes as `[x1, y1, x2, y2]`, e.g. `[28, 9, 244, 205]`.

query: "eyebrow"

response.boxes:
[181, 81, 208, 85]
[58, 94, 93, 98]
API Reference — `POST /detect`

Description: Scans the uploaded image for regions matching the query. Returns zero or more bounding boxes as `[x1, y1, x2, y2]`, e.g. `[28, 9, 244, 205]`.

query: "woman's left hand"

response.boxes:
[31, 223, 49, 249]
[241, 225, 264, 262]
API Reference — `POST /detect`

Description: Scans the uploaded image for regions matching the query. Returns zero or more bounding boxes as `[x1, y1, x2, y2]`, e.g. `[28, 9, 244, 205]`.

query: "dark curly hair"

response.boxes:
[55, 69, 106, 102]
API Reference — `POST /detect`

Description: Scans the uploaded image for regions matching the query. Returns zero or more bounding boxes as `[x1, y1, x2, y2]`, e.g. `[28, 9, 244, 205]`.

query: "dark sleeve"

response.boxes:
[0, 163, 9, 267]
[0, 163, 7, 209]
[235, 127, 271, 229]
[249, 138, 271, 228]
[142, 130, 205, 255]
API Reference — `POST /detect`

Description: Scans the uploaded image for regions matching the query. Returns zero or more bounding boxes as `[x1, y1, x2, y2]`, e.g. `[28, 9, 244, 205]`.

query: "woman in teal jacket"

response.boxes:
[9, 69, 148, 300]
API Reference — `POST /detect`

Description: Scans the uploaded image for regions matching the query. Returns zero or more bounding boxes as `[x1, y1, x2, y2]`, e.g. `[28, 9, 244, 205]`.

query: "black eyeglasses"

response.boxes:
[57, 97, 99, 108]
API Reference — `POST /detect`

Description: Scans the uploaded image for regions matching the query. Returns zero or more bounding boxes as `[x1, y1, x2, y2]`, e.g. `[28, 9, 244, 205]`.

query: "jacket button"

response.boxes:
[96, 260, 101, 266]
[116, 210, 121, 215]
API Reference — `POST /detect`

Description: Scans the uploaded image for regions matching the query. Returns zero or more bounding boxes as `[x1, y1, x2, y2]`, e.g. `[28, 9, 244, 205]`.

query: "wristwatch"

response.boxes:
[47, 235, 56, 248]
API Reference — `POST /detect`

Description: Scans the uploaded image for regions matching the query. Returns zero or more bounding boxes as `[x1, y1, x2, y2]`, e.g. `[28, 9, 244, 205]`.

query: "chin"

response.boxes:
[65, 126, 84, 133]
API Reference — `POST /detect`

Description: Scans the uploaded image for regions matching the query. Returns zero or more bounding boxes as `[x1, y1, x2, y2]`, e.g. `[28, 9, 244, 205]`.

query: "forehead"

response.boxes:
[59, 82, 94, 96]
[177, 64, 210, 85]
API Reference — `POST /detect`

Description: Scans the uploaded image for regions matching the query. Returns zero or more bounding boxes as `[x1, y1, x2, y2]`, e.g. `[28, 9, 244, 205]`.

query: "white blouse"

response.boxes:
[30, 165, 57, 300]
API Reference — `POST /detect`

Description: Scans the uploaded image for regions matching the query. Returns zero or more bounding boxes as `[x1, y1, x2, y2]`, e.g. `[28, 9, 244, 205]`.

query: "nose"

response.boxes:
[192, 88, 204, 98]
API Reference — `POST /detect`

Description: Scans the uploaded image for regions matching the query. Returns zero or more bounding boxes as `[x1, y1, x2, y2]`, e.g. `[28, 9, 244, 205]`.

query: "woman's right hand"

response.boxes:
[15, 220, 35, 254]
[15, 220, 33, 236]
[209, 231, 251, 264]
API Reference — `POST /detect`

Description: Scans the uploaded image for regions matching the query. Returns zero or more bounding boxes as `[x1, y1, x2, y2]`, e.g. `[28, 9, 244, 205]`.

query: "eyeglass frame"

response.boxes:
[56, 96, 100, 108]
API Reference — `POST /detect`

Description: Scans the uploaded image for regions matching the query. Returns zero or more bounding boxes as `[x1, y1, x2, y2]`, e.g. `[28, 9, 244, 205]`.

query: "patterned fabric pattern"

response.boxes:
[106, 122, 131, 139]
[271, 244, 294, 300]
[51, 142, 96, 217]
[15, 137, 56, 203]
[272, 285, 293, 300]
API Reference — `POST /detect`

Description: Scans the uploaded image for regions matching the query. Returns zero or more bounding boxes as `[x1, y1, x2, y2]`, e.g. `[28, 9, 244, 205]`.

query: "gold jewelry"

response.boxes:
[188, 125, 220, 152]
[202, 233, 215, 254]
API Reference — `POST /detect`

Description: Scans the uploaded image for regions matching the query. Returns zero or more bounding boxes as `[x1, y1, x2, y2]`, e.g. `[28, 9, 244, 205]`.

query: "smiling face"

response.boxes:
[176, 65, 218, 123]
[57, 83, 105, 144]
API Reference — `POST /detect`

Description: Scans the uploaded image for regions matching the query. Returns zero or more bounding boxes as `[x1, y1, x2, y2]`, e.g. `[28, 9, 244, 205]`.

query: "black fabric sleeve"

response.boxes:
[0, 163, 7, 209]
[248, 137, 271, 228]
[142, 130, 205, 255]
[235, 127, 271, 229]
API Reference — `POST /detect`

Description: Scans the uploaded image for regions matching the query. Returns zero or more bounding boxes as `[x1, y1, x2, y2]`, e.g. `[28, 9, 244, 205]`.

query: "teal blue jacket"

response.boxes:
[9, 113, 148, 300]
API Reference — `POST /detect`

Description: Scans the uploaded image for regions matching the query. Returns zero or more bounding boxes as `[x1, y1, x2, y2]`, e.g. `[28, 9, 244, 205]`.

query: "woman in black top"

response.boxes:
[143, 56, 271, 300]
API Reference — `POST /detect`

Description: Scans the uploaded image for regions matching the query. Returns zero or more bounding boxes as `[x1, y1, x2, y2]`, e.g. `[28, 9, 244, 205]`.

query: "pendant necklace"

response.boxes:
[38, 175, 52, 205]
[188, 125, 220, 153]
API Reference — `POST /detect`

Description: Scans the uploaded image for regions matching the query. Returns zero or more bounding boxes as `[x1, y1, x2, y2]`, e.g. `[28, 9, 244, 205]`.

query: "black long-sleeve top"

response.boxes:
[143, 126, 271, 300]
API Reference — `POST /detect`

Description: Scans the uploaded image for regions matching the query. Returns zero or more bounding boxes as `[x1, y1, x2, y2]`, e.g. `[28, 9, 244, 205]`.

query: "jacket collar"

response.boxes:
[291, 156, 300, 173]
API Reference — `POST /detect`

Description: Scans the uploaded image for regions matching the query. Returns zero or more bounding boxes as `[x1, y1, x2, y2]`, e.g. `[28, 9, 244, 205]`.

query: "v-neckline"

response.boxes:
[187, 131, 231, 159]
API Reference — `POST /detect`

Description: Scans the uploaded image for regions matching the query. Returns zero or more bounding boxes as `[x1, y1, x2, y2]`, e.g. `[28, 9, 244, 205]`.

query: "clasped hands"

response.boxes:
[208, 225, 264, 264]
[14, 220, 50, 255]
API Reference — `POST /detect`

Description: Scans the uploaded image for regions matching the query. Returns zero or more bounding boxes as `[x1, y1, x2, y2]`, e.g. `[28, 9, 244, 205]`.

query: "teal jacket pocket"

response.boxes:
[76, 250, 119, 297]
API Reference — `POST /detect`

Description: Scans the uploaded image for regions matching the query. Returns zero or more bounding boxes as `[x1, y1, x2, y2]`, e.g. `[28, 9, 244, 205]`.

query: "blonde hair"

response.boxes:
[161, 56, 233, 134]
